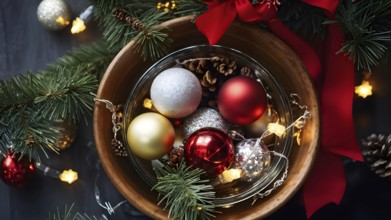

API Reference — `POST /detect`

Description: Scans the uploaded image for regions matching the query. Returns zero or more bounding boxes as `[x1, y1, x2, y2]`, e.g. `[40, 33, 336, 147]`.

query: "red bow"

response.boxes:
[195, 0, 363, 218]
[195, 0, 277, 45]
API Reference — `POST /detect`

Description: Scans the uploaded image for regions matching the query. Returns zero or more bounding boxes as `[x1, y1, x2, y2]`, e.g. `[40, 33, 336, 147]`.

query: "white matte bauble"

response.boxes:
[37, 0, 71, 30]
[150, 67, 202, 118]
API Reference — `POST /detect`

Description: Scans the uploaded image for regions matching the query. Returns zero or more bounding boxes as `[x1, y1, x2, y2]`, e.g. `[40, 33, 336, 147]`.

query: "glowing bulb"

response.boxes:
[219, 169, 242, 183]
[56, 16, 70, 26]
[143, 98, 153, 109]
[59, 169, 78, 184]
[355, 80, 372, 98]
[71, 17, 86, 34]
[143, 98, 158, 112]
[267, 122, 286, 137]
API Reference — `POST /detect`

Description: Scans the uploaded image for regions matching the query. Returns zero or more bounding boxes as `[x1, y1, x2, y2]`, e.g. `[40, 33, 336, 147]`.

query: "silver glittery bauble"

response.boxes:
[150, 67, 202, 118]
[235, 139, 271, 182]
[183, 108, 230, 138]
[37, 0, 71, 30]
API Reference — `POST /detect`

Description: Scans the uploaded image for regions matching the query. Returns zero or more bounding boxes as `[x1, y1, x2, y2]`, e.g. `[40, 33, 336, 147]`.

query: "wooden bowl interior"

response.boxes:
[94, 16, 320, 220]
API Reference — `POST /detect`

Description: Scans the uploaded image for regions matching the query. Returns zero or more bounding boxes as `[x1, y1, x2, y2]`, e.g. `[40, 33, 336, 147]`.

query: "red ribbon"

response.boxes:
[195, 0, 276, 45]
[195, 0, 363, 218]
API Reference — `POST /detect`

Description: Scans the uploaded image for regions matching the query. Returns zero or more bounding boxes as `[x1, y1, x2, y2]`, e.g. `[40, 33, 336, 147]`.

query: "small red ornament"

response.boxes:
[218, 76, 267, 125]
[0, 151, 35, 188]
[184, 128, 234, 175]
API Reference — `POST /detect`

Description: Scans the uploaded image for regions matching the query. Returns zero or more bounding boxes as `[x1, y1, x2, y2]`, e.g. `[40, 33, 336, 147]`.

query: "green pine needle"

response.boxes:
[94, 1, 171, 60]
[47, 203, 97, 220]
[337, 0, 391, 70]
[0, 67, 98, 160]
[174, 0, 208, 17]
[45, 41, 115, 80]
[35, 66, 99, 124]
[152, 160, 218, 220]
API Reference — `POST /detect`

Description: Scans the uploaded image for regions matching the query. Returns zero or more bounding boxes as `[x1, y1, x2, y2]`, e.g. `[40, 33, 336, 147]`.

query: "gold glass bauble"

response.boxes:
[56, 120, 77, 150]
[127, 113, 175, 160]
[37, 0, 71, 30]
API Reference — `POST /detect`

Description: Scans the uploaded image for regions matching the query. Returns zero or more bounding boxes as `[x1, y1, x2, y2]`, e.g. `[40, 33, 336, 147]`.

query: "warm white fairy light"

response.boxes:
[71, 5, 93, 34]
[59, 169, 78, 184]
[267, 122, 286, 137]
[220, 168, 242, 183]
[355, 80, 373, 98]
[71, 17, 86, 34]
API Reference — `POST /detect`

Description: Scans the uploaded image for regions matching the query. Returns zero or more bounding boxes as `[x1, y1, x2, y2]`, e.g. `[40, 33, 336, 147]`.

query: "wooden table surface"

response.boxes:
[0, 0, 390, 219]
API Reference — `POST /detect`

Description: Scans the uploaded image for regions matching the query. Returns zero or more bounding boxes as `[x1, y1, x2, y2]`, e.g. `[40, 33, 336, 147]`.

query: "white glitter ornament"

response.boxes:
[182, 108, 230, 138]
[37, 0, 71, 30]
[150, 67, 202, 118]
[235, 139, 271, 182]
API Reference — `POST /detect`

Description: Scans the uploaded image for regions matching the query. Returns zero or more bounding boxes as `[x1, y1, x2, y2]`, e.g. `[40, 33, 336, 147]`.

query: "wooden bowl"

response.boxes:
[94, 16, 320, 219]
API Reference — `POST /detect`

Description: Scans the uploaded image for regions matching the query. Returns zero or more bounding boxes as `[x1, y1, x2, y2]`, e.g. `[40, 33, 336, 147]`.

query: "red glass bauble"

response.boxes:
[218, 76, 267, 125]
[0, 151, 35, 188]
[184, 128, 234, 175]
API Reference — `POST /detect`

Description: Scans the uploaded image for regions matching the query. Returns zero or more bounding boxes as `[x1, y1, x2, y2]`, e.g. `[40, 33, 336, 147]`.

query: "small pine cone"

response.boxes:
[112, 8, 128, 23]
[185, 59, 208, 75]
[131, 20, 145, 32]
[362, 134, 391, 179]
[212, 56, 237, 76]
[240, 66, 255, 78]
[200, 70, 217, 92]
[169, 147, 184, 165]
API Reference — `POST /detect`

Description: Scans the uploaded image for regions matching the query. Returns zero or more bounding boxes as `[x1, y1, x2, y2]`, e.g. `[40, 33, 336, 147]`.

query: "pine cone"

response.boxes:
[240, 66, 256, 78]
[112, 8, 128, 22]
[362, 133, 391, 179]
[182, 59, 207, 75]
[112, 8, 145, 31]
[169, 146, 184, 165]
[200, 70, 217, 92]
[212, 56, 237, 76]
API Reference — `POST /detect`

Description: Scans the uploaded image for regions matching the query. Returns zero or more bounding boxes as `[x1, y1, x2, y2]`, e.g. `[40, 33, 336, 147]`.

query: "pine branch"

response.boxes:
[337, 0, 391, 70]
[93, 1, 171, 60]
[152, 160, 218, 220]
[47, 203, 97, 220]
[35, 66, 99, 124]
[45, 41, 115, 80]
[174, 0, 208, 17]
[0, 67, 98, 160]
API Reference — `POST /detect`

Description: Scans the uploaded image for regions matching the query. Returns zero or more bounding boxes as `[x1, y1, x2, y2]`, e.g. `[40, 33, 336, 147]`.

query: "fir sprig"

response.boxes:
[152, 160, 217, 220]
[336, 0, 391, 70]
[93, 0, 171, 60]
[36, 66, 99, 124]
[174, 0, 208, 17]
[47, 203, 97, 220]
[46, 41, 115, 80]
[0, 68, 98, 160]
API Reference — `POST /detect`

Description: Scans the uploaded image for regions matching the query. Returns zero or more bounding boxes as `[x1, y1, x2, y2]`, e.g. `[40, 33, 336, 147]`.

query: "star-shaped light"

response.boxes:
[71, 17, 86, 34]
[59, 169, 78, 184]
[355, 80, 373, 98]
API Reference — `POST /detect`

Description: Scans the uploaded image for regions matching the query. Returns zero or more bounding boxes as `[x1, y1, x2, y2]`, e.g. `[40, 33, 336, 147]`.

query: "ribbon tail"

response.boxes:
[195, 2, 237, 45]
[321, 24, 363, 161]
[267, 19, 321, 81]
[303, 150, 345, 218]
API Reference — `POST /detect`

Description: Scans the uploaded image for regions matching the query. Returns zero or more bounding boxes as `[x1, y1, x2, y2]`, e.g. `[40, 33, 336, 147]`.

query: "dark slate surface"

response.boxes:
[0, 1, 390, 220]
